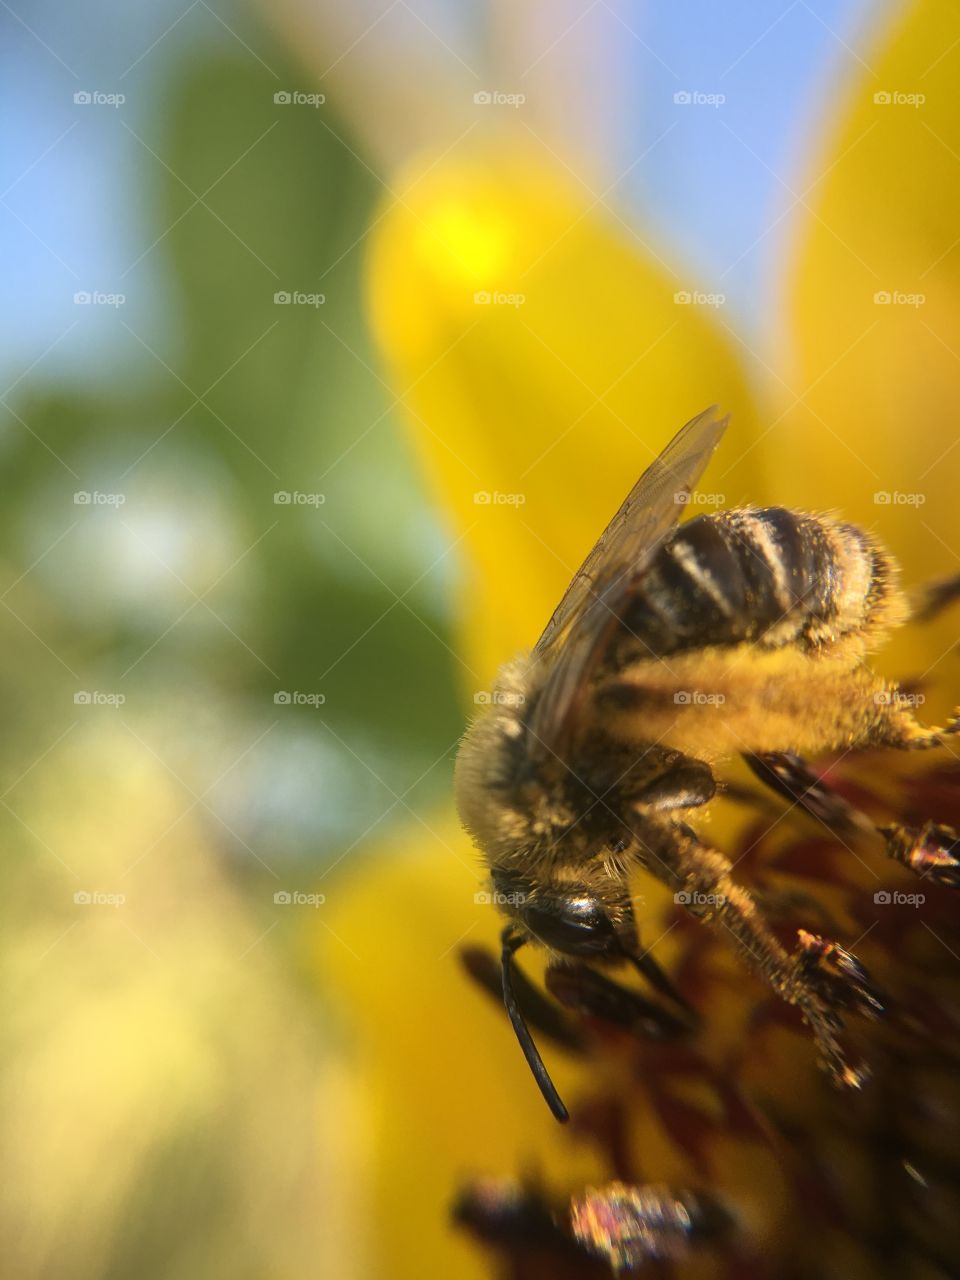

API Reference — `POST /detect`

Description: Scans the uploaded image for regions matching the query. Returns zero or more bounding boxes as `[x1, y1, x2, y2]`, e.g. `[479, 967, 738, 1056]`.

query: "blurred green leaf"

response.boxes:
[1, 33, 465, 863]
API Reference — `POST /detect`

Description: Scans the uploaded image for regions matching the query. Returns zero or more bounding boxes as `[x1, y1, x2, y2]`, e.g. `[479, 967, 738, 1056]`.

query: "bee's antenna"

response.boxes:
[500, 928, 570, 1122]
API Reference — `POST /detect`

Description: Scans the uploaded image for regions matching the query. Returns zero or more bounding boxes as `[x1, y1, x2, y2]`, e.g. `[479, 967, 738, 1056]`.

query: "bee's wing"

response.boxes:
[532, 406, 729, 660]
[527, 406, 729, 761]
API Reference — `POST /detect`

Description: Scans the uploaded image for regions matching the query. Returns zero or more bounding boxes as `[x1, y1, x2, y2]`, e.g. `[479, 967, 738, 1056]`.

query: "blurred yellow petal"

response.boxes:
[780, 0, 960, 683]
[318, 834, 611, 1280]
[0, 722, 349, 1279]
[367, 142, 761, 685]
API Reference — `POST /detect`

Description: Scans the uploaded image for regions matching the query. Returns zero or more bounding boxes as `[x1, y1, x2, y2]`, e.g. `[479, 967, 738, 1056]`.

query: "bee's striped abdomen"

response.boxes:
[615, 507, 897, 659]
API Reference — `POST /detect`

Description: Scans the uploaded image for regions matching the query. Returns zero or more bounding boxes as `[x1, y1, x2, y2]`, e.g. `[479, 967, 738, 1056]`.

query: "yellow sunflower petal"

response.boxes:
[367, 141, 760, 687]
[0, 722, 338, 1278]
[780, 0, 960, 683]
[316, 833, 610, 1280]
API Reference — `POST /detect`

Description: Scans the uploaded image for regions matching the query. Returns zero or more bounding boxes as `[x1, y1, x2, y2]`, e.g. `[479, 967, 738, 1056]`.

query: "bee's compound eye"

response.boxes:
[521, 894, 616, 956]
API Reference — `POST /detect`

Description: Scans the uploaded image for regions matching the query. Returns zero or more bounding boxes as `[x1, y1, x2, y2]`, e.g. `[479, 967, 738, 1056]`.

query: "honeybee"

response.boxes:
[455, 407, 960, 1121]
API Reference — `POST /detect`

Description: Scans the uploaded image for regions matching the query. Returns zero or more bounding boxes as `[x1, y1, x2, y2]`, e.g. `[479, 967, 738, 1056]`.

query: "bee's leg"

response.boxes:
[630, 754, 716, 810]
[629, 945, 698, 1016]
[878, 821, 960, 888]
[745, 751, 960, 888]
[634, 824, 884, 1087]
[868, 695, 960, 751]
[545, 962, 693, 1040]
[611, 891, 697, 1014]
[742, 752, 866, 833]
[910, 571, 960, 623]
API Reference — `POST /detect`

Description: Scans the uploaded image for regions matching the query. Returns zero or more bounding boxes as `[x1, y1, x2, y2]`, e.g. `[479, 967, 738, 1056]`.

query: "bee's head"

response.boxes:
[490, 867, 623, 957]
